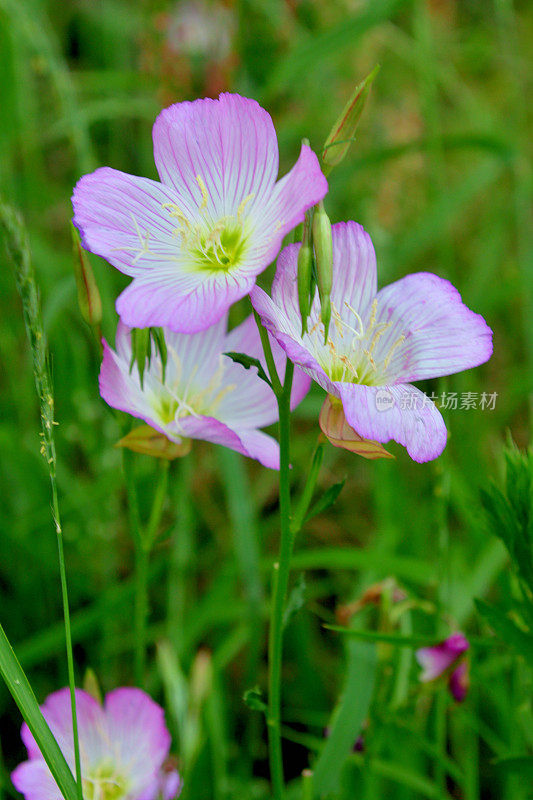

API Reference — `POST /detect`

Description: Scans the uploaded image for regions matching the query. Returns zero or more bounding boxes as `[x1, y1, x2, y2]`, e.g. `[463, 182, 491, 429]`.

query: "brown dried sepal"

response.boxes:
[116, 424, 191, 460]
[319, 395, 394, 460]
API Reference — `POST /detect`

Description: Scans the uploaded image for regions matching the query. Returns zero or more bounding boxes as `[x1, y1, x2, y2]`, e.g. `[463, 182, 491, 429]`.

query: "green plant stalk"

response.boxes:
[0, 201, 83, 800]
[123, 453, 169, 687]
[267, 358, 295, 800]
[167, 458, 194, 654]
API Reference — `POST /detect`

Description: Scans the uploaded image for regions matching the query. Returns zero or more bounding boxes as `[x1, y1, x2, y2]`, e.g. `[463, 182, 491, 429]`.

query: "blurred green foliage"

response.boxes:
[0, 0, 532, 798]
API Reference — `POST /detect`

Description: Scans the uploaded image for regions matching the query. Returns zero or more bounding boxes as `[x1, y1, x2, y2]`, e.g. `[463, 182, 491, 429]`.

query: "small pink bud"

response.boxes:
[416, 632, 470, 702]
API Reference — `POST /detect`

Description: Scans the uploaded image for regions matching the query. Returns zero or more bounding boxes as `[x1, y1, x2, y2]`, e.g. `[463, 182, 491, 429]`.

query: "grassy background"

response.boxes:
[0, 0, 531, 798]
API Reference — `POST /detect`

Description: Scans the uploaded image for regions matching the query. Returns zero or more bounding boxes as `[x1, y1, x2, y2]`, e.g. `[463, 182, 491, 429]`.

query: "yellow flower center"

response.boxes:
[83, 763, 129, 800]
[150, 349, 235, 427]
[308, 299, 405, 386]
[161, 176, 253, 272]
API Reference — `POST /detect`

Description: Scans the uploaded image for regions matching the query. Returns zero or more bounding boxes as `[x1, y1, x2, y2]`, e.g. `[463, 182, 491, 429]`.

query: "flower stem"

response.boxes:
[54, 501, 83, 800]
[122, 452, 169, 687]
[267, 359, 294, 800]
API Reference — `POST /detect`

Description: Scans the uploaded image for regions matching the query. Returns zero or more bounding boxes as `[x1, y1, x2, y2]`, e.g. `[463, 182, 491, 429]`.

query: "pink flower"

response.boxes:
[251, 221, 493, 462]
[72, 93, 327, 333]
[99, 314, 310, 469]
[11, 687, 181, 800]
[416, 632, 470, 702]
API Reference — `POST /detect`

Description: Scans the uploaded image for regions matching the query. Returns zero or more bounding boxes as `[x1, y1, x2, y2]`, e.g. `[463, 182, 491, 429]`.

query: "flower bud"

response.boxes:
[71, 222, 102, 329]
[297, 209, 313, 334]
[322, 65, 379, 174]
[312, 200, 333, 342]
[319, 395, 393, 459]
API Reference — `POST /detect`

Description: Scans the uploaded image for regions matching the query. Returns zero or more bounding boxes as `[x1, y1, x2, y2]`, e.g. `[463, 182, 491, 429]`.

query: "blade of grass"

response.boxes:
[313, 639, 377, 796]
[0, 623, 78, 800]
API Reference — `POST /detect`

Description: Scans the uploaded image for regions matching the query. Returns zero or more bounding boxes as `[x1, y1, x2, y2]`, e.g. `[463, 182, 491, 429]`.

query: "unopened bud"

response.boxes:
[322, 65, 379, 174]
[297, 210, 313, 335]
[312, 201, 333, 342]
[71, 223, 102, 329]
[82, 668, 102, 704]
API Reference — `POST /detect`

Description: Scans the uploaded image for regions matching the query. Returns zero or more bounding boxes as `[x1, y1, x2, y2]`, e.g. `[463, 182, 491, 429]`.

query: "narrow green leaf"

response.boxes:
[224, 351, 271, 387]
[313, 639, 377, 796]
[283, 574, 307, 629]
[0, 624, 78, 800]
[304, 478, 346, 523]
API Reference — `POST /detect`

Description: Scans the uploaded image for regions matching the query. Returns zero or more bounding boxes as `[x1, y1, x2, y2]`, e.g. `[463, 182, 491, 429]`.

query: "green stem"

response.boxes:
[122, 453, 169, 687]
[122, 450, 145, 687]
[145, 460, 170, 548]
[167, 458, 194, 654]
[54, 509, 83, 800]
[267, 359, 294, 800]
[252, 308, 282, 396]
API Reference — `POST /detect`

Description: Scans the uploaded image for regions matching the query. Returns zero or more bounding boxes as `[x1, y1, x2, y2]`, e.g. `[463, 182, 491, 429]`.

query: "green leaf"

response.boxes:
[475, 599, 533, 660]
[313, 639, 377, 796]
[243, 686, 267, 714]
[324, 624, 496, 649]
[224, 352, 271, 387]
[0, 623, 78, 800]
[283, 574, 307, 629]
[304, 478, 346, 523]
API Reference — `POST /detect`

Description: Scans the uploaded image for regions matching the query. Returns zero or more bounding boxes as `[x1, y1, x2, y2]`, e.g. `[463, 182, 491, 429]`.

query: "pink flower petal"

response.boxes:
[104, 688, 171, 792]
[178, 415, 280, 469]
[250, 285, 337, 396]
[250, 144, 328, 271]
[21, 689, 105, 768]
[338, 383, 448, 463]
[373, 272, 493, 383]
[152, 93, 280, 217]
[219, 315, 310, 428]
[72, 167, 185, 278]
[416, 633, 470, 682]
[115, 269, 256, 333]
[11, 760, 62, 800]
[449, 660, 469, 702]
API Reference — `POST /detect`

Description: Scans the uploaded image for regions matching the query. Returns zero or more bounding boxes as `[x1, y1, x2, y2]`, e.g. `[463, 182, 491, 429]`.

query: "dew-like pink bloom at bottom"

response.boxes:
[416, 632, 470, 702]
[11, 688, 181, 800]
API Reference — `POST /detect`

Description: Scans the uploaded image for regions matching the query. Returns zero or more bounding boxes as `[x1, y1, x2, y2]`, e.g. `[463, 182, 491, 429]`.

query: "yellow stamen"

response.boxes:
[383, 334, 406, 371]
[196, 175, 209, 210]
[237, 193, 255, 219]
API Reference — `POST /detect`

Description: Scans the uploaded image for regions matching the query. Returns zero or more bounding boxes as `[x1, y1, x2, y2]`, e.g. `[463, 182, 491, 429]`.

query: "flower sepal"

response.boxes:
[321, 65, 379, 174]
[116, 424, 191, 460]
[319, 395, 394, 460]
